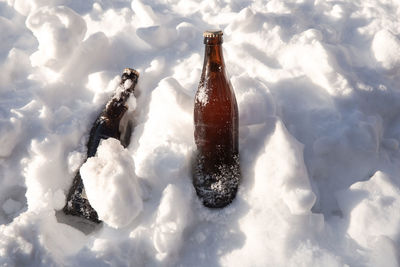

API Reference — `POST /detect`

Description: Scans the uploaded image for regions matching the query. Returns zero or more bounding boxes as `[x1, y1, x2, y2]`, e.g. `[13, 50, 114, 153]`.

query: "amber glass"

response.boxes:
[63, 68, 139, 224]
[193, 30, 240, 208]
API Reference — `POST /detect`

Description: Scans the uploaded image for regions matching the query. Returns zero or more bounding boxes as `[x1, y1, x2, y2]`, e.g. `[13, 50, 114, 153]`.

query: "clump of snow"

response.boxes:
[80, 138, 142, 229]
[123, 79, 133, 90]
[372, 29, 400, 72]
[337, 171, 400, 249]
[279, 29, 351, 96]
[26, 6, 87, 70]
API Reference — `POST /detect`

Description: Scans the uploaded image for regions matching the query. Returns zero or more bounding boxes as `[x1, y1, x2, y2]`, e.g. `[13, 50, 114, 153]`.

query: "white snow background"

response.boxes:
[1, 0, 400, 266]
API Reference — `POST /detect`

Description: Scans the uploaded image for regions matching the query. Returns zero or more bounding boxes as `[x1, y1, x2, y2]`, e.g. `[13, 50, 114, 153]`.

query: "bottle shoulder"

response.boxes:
[197, 71, 235, 95]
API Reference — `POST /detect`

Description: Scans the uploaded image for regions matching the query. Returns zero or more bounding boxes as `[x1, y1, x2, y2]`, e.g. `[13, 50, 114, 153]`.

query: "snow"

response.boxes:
[1, 0, 400, 266]
[2, 198, 22, 215]
[153, 184, 192, 259]
[337, 171, 400, 249]
[80, 138, 143, 229]
[372, 29, 400, 72]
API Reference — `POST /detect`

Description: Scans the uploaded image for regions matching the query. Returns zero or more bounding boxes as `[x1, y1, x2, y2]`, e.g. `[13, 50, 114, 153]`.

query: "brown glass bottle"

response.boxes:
[193, 30, 240, 208]
[63, 68, 139, 224]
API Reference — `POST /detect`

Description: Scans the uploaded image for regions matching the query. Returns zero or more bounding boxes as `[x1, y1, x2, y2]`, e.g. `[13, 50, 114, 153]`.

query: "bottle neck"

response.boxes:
[104, 70, 138, 121]
[202, 43, 225, 75]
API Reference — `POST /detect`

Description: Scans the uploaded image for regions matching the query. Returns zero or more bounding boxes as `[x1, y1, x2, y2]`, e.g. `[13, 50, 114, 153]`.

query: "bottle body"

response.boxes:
[193, 31, 240, 208]
[63, 68, 139, 223]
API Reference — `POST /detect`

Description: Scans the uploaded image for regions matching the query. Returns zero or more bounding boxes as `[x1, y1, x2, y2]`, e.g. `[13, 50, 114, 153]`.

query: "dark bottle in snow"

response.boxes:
[63, 68, 139, 224]
[193, 30, 241, 208]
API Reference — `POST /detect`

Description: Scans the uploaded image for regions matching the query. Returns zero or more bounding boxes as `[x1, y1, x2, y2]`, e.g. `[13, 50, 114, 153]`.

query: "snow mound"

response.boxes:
[26, 6, 86, 70]
[153, 184, 193, 259]
[337, 171, 400, 250]
[372, 30, 400, 72]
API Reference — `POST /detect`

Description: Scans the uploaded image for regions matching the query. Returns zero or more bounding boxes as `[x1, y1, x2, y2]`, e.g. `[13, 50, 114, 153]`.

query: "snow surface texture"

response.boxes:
[1, 0, 400, 266]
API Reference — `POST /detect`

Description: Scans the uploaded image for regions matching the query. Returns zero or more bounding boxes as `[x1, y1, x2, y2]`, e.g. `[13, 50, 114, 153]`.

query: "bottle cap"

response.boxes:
[203, 30, 223, 38]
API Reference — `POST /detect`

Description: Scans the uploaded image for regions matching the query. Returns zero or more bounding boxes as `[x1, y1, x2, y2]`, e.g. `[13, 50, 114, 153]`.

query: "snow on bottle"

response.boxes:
[193, 30, 241, 208]
[63, 68, 139, 223]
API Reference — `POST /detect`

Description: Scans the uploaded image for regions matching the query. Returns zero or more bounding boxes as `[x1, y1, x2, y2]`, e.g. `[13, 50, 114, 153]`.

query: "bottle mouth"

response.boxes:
[123, 68, 139, 77]
[203, 30, 223, 44]
[121, 68, 139, 87]
[203, 30, 223, 37]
